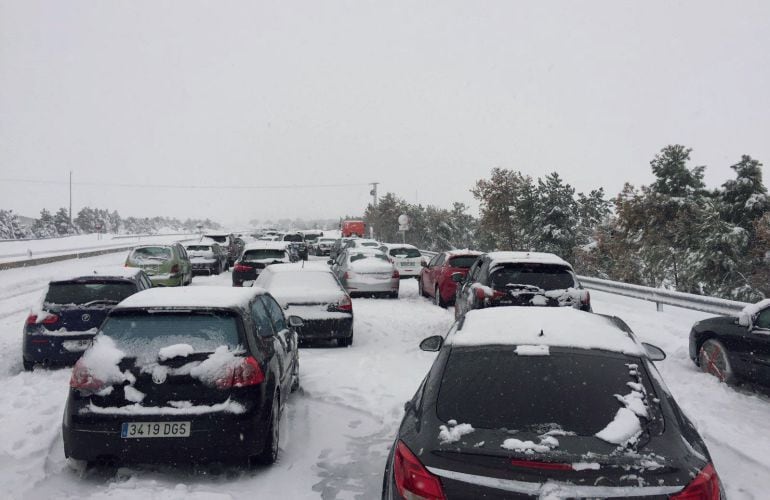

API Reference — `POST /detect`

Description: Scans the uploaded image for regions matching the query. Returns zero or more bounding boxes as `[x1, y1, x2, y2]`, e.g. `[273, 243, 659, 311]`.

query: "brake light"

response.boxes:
[69, 359, 106, 392]
[475, 287, 486, 301]
[170, 264, 180, 274]
[510, 459, 573, 471]
[392, 270, 400, 279]
[671, 463, 721, 500]
[215, 356, 265, 389]
[581, 290, 591, 307]
[337, 295, 353, 312]
[234, 263, 252, 273]
[393, 440, 446, 500]
[26, 313, 59, 325]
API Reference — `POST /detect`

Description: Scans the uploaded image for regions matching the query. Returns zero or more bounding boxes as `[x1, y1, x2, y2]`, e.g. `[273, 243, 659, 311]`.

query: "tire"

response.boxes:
[290, 360, 300, 392]
[418, 278, 427, 297]
[22, 359, 33, 372]
[338, 334, 353, 347]
[389, 291, 399, 299]
[435, 286, 447, 308]
[698, 338, 735, 384]
[253, 390, 280, 465]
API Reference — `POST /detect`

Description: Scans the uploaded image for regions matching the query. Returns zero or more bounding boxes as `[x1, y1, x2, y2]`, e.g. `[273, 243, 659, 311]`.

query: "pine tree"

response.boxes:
[53, 208, 75, 235]
[31, 208, 57, 237]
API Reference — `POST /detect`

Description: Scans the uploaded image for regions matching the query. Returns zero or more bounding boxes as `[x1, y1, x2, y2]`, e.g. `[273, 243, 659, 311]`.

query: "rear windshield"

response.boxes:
[350, 253, 389, 263]
[303, 234, 322, 242]
[359, 241, 380, 247]
[437, 348, 651, 435]
[185, 245, 212, 252]
[283, 234, 303, 242]
[243, 249, 287, 261]
[45, 281, 137, 306]
[490, 264, 575, 290]
[447, 256, 478, 269]
[269, 271, 340, 292]
[130, 247, 172, 262]
[101, 312, 241, 360]
[389, 247, 421, 258]
[205, 235, 227, 243]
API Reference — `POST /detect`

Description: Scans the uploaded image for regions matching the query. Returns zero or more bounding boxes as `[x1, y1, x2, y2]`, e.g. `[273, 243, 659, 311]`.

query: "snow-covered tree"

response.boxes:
[31, 209, 57, 238]
[0, 209, 29, 239]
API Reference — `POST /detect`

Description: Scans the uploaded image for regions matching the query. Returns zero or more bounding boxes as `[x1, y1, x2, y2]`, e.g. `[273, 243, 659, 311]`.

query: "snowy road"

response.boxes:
[0, 253, 768, 499]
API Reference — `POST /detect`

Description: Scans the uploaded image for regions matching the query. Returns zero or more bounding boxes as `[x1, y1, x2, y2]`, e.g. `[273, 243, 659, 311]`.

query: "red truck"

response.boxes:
[341, 220, 365, 237]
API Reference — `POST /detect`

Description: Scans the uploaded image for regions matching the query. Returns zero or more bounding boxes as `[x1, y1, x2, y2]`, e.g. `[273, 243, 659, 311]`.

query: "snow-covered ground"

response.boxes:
[0, 253, 768, 499]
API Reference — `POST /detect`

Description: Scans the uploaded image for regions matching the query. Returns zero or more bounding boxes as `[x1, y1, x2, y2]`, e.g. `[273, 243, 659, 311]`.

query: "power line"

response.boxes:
[0, 177, 372, 190]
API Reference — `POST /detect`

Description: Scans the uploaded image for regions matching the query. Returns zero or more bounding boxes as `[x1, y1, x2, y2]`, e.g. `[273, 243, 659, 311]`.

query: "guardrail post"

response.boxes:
[656, 302, 663, 312]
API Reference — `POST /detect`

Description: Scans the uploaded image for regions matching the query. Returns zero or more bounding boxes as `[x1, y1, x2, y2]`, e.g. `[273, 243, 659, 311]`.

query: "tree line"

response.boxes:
[364, 145, 769, 301]
[0, 206, 221, 240]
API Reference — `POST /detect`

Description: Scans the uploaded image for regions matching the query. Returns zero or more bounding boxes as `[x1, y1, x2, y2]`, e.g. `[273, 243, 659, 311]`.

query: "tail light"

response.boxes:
[234, 263, 252, 273]
[342, 272, 350, 280]
[70, 359, 106, 392]
[393, 440, 446, 500]
[26, 313, 59, 325]
[215, 356, 265, 389]
[474, 287, 486, 301]
[392, 270, 400, 279]
[336, 295, 353, 312]
[581, 290, 591, 308]
[170, 264, 180, 274]
[671, 463, 721, 500]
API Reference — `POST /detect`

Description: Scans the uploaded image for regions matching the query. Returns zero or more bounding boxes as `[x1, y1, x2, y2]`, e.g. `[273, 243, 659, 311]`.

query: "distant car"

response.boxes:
[203, 232, 240, 266]
[22, 267, 152, 371]
[183, 241, 227, 275]
[125, 243, 192, 287]
[62, 287, 301, 467]
[341, 220, 365, 238]
[313, 237, 337, 256]
[453, 251, 590, 319]
[380, 243, 423, 279]
[302, 231, 324, 245]
[330, 238, 355, 261]
[330, 247, 399, 298]
[419, 250, 482, 307]
[232, 242, 293, 287]
[349, 238, 382, 249]
[255, 263, 354, 347]
[689, 299, 770, 386]
[282, 233, 308, 260]
[383, 307, 724, 500]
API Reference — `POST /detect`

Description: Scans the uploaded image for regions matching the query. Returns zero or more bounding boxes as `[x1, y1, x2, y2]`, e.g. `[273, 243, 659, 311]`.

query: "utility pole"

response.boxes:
[69, 170, 73, 228]
[369, 182, 379, 207]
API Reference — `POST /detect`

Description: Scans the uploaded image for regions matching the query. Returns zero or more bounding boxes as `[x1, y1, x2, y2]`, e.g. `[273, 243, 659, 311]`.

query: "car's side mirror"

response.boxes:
[642, 342, 666, 361]
[451, 272, 464, 283]
[419, 335, 443, 352]
[287, 316, 304, 328]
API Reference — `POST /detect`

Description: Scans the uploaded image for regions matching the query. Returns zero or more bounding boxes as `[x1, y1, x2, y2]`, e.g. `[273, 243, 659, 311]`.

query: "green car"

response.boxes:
[125, 243, 193, 287]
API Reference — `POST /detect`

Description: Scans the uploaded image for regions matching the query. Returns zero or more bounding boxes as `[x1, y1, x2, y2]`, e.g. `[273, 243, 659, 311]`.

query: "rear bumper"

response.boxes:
[148, 274, 184, 287]
[344, 278, 399, 294]
[296, 317, 353, 341]
[232, 269, 261, 286]
[63, 397, 270, 463]
[23, 332, 95, 367]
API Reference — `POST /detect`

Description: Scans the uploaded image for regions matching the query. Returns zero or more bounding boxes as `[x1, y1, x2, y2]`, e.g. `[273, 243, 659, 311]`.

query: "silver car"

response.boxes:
[329, 247, 399, 298]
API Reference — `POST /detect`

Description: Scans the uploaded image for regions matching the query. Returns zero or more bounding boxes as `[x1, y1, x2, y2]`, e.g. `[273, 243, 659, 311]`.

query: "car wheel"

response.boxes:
[435, 286, 448, 308]
[338, 334, 353, 347]
[253, 390, 280, 465]
[418, 278, 427, 297]
[22, 359, 33, 372]
[698, 339, 735, 384]
[290, 360, 300, 392]
[389, 291, 399, 299]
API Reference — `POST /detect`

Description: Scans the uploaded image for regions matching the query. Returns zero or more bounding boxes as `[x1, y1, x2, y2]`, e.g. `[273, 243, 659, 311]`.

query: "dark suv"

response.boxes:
[454, 251, 590, 319]
[203, 233, 240, 266]
[62, 287, 301, 466]
[282, 233, 308, 260]
[22, 267, 152, 371]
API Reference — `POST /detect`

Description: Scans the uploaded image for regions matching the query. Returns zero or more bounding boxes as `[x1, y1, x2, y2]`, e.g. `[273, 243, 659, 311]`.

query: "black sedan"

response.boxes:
[689, 299, 770, 386]
[62, 287, 301, 467]
[383, 307, 724, 499]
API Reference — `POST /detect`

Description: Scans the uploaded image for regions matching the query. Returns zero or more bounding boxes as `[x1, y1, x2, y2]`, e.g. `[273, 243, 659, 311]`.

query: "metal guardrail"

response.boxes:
[417, 249, 749, 316]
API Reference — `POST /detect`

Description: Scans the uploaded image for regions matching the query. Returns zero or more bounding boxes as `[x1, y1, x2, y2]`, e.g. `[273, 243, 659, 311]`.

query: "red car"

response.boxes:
[418, 250, 482, 307]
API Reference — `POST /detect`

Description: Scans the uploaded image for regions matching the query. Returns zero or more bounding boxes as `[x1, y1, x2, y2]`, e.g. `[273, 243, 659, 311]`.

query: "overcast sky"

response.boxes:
[1, 1, 769, 226]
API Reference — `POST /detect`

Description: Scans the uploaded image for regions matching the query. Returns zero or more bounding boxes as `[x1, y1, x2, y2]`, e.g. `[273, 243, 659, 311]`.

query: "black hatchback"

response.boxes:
[383, 307, 724, 499]
[22, 267, 152, 371]
[62, 287, 301, 466]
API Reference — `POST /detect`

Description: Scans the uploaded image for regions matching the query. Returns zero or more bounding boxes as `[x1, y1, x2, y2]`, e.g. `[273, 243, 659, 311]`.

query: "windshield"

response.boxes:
[359, 241, 380, 247]
[243, 249, 287, 261]
[129, 247, 172, 262]
[437, 348, 653, 436]
[490, 264, 576, 290]
[45, 281, 137, 306]
[205, 235, 227, 243]
[283, 234, 303, 242]
[100, 312, 241, 361]
[447, 256, 478, 269]
[185, 245, 212, 252]
[389, 247, 421, 258]
[303, 234, 322, 242]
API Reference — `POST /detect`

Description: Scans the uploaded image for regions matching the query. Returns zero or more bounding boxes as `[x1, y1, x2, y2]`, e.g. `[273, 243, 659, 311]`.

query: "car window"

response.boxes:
[437, 348, 656, 435]
[261, 296, 287, 332]
[756, 308, 770, 329]
[251, 299, 275, 337]
[389, 247, 421, 258]
[489, 264, 576, 291]
[243, 249, 287, 261]
[447, 255, 477, 269]
[130, 247, 172, 262]
[435, 254, 446, 266]
[44, 280, 139, 305]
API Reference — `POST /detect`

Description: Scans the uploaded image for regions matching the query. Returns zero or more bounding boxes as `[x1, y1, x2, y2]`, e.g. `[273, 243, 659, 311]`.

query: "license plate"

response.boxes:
[399, 262, 415, 267]
[121, 421, 191, 438]
[62, 339, 92, 352]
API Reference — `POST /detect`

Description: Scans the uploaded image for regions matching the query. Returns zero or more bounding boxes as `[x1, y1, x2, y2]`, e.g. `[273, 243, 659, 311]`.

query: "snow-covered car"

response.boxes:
[62, 287, 301, 466]
[384, 306, 724, 499]
[202, 232, 240, 266]
[453, 251, 590, 319]
[348, 238, 382, 250]
[282, 233, 308, 260]
[183, 241, 227, 275]
[379, 243, 423, 278]
[124, 243, 192, 287]
[689, 298, 770, 386]
[330, 247, 399, 298]
[22, 267, 153, 371]
[255, 263, 354, 347]
[313, 237, 337, 256]
[419, 250, 482, 307]
[232, 242, 293, 287]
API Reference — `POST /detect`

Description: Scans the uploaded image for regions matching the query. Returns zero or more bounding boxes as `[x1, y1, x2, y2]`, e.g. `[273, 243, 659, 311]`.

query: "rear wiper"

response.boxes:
[82, 299, 120, 306]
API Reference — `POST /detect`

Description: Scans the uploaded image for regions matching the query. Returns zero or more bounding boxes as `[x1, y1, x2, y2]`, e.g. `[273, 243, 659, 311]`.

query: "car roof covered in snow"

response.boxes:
[382, 243, 418, 249]
[184, 237, 219, 246]
[444, 249, 483, 257]
[260, 262, 333, 273]
[50, 266, 146, 283]
[114, 286, 267, 311]
[243, 241, 291, 251]
[346, 246, 386, 255]
[486, 251, 572, 269]
[451, 307, 643, 356]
